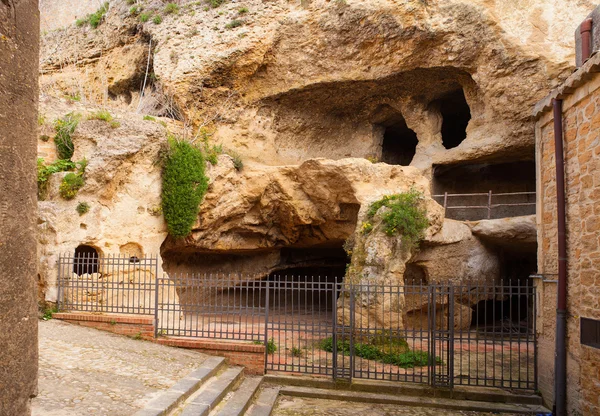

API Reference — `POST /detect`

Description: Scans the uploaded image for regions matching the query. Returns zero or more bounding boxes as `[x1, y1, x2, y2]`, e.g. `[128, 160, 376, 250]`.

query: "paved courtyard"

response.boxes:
[272, 396, 523, 416]
[34, 319, 530, 416]
[33, 319, 207, 415]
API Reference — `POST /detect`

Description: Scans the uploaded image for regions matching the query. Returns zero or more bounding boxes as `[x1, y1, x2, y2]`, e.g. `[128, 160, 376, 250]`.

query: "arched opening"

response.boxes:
[403, 263, 427, 284]
[432, 89, 471, 149]
[381, 116, 418, 166]
[73, 245, 99, 276]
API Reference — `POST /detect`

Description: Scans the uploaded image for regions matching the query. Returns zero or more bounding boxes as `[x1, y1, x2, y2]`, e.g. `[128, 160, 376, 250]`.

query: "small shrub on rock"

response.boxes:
[37, 158, 76, 199]
[161, 138, 209, 238]
[153, 15, 162, 24]
[164, 3, 179, 14]
[366, 189, 428, 248]
[139, 12, 151, 22]
[54, 113, 80, 160]
[76, 202, 90, 215]
[59, 173, 85, 200]
[87, 110, 113, 122]
[225, 19, 243, 29]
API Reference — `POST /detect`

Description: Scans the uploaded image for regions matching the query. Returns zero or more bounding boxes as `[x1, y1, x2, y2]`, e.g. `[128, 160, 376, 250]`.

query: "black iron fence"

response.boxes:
[57, 254, 159, 315]
[57, 256, 537, 390]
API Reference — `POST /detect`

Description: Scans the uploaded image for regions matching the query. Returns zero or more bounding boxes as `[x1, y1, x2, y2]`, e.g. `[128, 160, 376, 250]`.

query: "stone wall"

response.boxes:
[0, 1, 40, 414]
[535, 54, 600, 415]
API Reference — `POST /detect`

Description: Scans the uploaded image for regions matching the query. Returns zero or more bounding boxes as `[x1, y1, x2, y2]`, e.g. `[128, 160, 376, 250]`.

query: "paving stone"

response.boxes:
[32, 320, 207, 416]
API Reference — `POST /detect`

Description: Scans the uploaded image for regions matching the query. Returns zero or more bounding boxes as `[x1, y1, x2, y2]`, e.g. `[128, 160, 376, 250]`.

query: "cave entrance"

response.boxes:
[431, 89, 471, 149]
[471, 251, 536, 334]
[73, 244, 99, 276]
[381, 116, 418, 166]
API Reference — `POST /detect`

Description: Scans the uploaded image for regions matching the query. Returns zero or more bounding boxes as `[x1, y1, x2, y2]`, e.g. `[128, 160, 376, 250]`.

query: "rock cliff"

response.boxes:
[36, 0, 572, 325]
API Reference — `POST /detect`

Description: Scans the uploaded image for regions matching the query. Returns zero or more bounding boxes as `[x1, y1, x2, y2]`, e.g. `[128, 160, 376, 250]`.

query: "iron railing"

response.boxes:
[57, 254, 159, 315]
[432, 191, 536, 221]
[56, 256, 537, 390]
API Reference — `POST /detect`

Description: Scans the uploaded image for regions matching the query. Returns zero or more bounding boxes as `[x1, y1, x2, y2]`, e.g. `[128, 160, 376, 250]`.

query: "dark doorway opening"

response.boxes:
[381, 116, 418, 166]
[73, 245, 99, 276]
[432, 89, 471, 149]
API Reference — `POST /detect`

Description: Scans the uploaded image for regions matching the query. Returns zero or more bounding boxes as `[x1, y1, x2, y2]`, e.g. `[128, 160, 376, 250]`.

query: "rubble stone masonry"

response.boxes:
[535, 57, 600, 415]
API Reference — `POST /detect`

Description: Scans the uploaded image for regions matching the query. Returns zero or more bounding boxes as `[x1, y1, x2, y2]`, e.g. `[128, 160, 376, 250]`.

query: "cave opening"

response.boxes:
[432, 89, 471, 149]
[73, 244, 99, 276]
[471, 251, 536, 332]
[433, 160, 536, 220]
[381, 116, 418, 166]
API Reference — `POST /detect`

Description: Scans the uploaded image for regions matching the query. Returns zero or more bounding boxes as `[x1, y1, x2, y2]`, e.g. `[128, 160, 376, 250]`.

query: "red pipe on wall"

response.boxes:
[581, 18, 593, 63]
[552, 98, 567, 416]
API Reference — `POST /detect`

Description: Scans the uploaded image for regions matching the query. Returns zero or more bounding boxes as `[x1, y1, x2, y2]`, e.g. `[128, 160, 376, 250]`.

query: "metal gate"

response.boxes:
[265, 278, 537, 390]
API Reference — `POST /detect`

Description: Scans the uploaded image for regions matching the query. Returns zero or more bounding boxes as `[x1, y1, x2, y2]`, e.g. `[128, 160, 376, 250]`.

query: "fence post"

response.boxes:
[443, 192, 448, 213]
[429, 285, 436, 387]
[332, 279, 338, 380]
[447, 284, 455, 389]
[154, 259, 159, 339]
[487, 190, 493, 219]
[56, 254, 63, 312]
[264, 278, 270, 374]
[348, 286, 355, 382]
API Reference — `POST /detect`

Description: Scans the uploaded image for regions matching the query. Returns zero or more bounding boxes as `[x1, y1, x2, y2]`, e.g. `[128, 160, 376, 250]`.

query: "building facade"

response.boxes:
[534, 51, 600, 415]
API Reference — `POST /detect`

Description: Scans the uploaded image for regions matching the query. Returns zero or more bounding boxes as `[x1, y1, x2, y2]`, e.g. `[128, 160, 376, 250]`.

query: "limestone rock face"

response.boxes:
[469, 215, 537, 250]
[161, 157, 443, 276]
[39, 0, 596, 171]
[37, 99, 169, 302]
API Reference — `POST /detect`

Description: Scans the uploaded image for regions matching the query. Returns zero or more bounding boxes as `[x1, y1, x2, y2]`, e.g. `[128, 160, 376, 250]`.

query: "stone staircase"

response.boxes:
[136, 357, 549, 416]
[134, 357, 278, 416]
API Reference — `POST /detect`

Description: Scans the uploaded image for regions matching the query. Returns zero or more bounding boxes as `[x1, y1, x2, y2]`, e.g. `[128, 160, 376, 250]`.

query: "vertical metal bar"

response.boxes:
[448, 284, 455, 388]
[332, 278, 338, 380]
[487, 190, 493, 219]
[443, 191, 448, 214]
[349, 286, 355, 381]
[430, 285, 436, 387]
[154, 267, 159, 338]
[57, 254, 63, 312]
[264, 277, 270, 374]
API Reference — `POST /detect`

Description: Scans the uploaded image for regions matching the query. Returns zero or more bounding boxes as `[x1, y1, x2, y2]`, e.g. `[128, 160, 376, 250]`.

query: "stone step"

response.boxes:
[179, 367, 245, 416]
[245, 387, 280, 416]
[264, 374, 543, 405]
[134, 356, 227, 416]
[278, 386, 550, 415]
[211, 377, 262, 416]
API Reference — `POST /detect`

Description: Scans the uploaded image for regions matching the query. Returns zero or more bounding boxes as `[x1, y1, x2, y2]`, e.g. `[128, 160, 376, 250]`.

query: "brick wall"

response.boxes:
[54, 313, 155, 340]
[535, 69, 600, 415]
[155, 338, 266, 375]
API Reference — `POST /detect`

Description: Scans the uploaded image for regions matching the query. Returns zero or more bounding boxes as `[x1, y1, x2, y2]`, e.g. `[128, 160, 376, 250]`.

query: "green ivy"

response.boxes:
[161, 139, 209, 238]
[366, 189, 428, 248]
[54, 113, 80, 160]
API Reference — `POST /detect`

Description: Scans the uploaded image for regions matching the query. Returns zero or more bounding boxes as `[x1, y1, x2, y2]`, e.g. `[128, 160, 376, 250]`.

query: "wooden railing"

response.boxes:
[432, 191, 536, 220]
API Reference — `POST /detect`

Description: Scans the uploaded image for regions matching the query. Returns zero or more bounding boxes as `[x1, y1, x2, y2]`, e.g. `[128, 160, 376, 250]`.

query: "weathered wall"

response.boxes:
[0, 0, 40, 414]
[535, 55, 600, 415]
[39, 0, 99, 32]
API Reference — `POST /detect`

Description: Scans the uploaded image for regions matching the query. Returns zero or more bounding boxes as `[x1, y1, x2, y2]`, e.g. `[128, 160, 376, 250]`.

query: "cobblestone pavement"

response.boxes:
[32, 320, 207, 416]
[272, 396, 522, 416]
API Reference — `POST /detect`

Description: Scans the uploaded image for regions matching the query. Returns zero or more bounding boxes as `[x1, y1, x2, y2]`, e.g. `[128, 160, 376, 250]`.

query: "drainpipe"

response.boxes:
[552, 98, 567, 416]
[581, 18, 593, 63]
